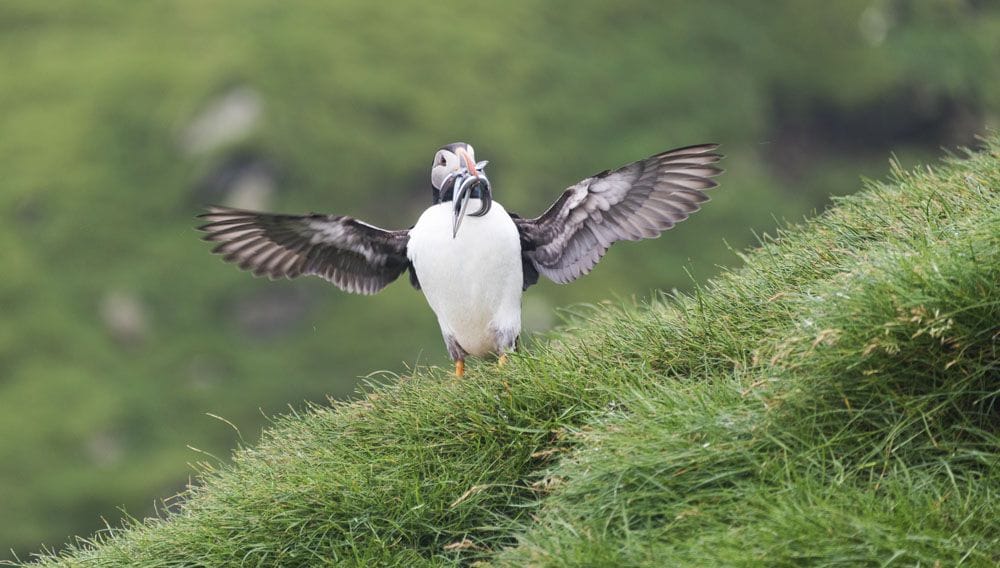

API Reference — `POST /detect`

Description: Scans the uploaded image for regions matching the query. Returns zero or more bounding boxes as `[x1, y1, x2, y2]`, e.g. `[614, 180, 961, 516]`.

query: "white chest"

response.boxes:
[407, 200, 523, 356]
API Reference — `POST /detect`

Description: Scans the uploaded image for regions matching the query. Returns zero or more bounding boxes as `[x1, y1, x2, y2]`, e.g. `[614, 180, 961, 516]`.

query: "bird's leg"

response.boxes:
[444, 335, 468, 378]
[498, 353, 508, 367]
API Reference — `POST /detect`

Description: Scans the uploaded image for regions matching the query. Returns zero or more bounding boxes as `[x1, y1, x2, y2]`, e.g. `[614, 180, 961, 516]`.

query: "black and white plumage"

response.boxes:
[197, 210, 409, 295]
[198, 142, 723, 375]
[513, 145, 722, 285]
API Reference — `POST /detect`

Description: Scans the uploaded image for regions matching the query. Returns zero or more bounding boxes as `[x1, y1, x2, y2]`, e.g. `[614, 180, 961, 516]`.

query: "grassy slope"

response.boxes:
[19, 142, 999, 566]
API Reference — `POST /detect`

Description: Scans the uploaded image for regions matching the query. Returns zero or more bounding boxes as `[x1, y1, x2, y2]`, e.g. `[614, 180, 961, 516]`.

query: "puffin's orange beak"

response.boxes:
[457, 147, 478, 177]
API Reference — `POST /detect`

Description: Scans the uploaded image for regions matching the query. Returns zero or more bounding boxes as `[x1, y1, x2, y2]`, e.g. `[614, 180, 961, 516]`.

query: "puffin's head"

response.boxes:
[430, 142, 492, 238]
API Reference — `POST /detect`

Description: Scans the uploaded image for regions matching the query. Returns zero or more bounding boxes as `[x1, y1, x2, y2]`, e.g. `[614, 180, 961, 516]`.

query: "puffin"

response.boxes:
[198, 142, 723, 376]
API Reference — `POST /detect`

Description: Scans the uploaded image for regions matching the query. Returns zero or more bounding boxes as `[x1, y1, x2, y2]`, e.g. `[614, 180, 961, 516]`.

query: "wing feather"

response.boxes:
[198, 206, 410, 295]
[513, 143, 723, 285]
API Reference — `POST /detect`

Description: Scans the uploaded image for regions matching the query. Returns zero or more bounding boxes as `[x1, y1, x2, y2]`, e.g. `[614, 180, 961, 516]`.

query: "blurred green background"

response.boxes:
[1, 0, 997, 559]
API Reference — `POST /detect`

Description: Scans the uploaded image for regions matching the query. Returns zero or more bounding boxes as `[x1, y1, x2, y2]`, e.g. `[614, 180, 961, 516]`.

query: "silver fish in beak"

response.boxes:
[451, 170, 492, 238]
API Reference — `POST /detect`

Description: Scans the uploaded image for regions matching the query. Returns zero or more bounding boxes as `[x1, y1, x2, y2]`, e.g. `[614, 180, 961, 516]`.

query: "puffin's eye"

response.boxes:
[439, 155, 448, 166]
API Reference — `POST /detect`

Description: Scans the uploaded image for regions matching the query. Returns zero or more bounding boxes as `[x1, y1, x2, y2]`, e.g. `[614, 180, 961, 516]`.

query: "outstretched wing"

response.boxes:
[512, 144, 723, 286]
[197, 206, 411, 295]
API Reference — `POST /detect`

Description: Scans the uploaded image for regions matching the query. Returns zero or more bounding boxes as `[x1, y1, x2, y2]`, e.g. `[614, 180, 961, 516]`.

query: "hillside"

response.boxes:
[15, 138, 999, 566]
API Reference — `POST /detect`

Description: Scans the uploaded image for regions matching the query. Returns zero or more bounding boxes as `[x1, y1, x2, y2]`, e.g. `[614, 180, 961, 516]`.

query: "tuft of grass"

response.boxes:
[14, 137, 999, 566]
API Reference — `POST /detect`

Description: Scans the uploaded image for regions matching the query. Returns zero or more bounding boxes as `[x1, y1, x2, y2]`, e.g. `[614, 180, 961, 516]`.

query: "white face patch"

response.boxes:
[431, 145, 479, 191]
[431, 150, 460, 190]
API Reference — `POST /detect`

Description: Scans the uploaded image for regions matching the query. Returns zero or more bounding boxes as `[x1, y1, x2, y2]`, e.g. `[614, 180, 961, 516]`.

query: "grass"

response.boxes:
[14, 138, 999, 566]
